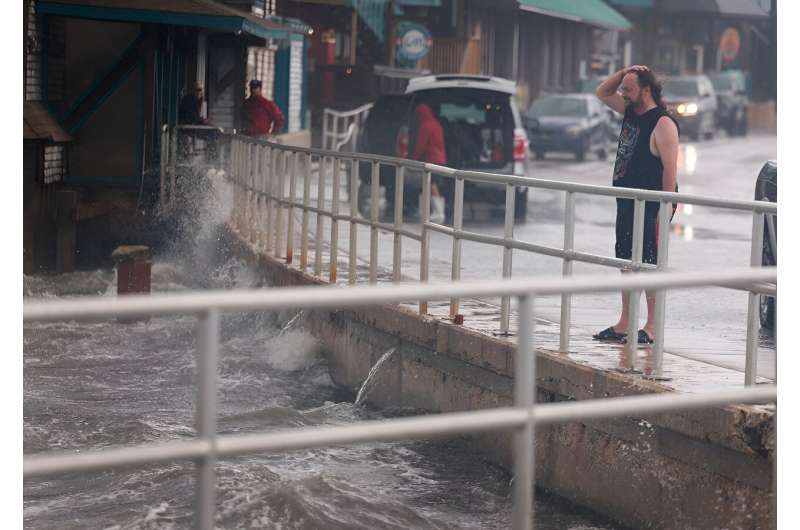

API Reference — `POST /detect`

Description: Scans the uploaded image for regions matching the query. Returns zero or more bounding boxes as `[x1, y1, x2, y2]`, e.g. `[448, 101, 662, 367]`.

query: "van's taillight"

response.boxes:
[513, 128, 528, 161]
[397, 127, 409, 159]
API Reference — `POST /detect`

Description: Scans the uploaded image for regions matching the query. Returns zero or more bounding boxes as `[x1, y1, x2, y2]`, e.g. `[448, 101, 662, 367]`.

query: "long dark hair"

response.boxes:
[634, 69, 679, 131]
[633, 69, 667, 112]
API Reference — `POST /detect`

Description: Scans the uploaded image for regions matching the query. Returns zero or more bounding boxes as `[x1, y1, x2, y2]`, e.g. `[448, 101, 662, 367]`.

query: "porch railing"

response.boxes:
[321, 103, 373, 151]
[164, 130, 777, 384]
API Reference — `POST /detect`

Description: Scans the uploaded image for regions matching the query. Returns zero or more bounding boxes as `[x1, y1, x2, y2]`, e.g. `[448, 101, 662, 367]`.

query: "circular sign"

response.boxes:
[396, 22, 432, 63]
[719, 27, 741, 63]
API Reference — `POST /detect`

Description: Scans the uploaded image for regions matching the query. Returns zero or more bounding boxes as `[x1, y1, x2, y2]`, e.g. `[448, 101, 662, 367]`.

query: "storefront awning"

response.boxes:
[605, 0, 653, 8]
[396, 0, 441, 5]
[35, 0, 305, 41]
[519, 0, 632, 31]
[661, 0, 770, 18]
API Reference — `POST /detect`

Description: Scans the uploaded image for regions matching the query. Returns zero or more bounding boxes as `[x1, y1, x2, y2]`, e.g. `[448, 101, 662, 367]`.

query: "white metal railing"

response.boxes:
[321, 103, 373, 151]
[212, 132, 777, 384]
[24, 269, 777, 530]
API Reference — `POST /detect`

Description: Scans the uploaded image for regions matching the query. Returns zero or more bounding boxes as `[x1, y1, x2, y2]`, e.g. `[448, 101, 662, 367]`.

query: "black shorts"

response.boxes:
[615, 199, 661, 265]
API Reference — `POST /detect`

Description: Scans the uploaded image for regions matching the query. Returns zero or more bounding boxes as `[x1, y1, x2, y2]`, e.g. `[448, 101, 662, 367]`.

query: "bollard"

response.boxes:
[111, 246, 151, 322]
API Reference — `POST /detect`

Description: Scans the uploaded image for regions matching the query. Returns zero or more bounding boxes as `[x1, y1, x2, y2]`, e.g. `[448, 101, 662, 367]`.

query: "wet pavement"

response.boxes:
[243, 132, 776, 392]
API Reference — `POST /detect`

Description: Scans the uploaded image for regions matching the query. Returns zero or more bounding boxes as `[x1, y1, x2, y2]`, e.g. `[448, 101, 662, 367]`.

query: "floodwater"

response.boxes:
[23, 232, 622, 529]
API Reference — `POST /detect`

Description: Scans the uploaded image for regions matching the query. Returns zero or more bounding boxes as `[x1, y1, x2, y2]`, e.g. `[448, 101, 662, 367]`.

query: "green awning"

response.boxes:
[396, 0, 441, 5]
[605, 0, 653, 7]
[348, 0, 387, 43]
[519, 0, 632, 31]
[35, 0, 303, 41]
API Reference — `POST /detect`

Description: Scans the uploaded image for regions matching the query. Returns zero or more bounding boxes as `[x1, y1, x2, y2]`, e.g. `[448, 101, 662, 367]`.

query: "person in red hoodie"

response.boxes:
[412, 103, 447, 165]
[244, 80, 284, 139]
[411, 102, 450, 220]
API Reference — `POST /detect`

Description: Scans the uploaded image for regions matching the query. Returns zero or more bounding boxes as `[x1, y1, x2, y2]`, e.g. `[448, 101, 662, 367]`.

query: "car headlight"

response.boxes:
[676, 102, 698, 116]
[565, 125, 582, 136]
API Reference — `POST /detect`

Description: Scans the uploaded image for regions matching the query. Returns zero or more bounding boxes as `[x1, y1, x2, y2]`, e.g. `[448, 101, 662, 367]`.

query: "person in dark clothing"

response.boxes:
[178, 82, 209, 125]
[244, 79, 284, 139]
[593, 65, 680, 345]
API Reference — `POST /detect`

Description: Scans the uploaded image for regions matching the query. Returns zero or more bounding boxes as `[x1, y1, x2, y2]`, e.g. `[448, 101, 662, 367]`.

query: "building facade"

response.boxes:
[23, 0, 307, 272]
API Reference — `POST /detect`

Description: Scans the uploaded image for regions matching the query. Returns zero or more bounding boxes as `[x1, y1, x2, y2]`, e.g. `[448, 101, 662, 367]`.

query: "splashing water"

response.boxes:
[278, 310, 305, 337]
[354, 346, 398, 407]
[155, 161, 237, 289]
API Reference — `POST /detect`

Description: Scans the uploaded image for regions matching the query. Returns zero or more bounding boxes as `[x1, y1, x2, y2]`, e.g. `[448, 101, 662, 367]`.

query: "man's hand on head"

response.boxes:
[626, 65, 650, 75]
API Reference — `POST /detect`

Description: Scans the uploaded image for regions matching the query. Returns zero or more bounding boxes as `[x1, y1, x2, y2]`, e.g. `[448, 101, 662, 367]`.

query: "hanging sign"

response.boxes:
[719, 27, 741, 63]
[395, 21, 432, 63]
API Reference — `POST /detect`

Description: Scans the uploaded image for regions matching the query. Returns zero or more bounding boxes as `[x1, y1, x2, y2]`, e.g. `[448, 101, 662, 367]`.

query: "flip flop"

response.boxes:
[623, 329, 655, 345]
[592, 326, 627, 342]
[637, 329, 654, 344]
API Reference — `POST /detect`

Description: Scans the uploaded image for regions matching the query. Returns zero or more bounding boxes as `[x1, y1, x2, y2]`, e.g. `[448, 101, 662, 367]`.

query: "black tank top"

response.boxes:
[612, 106, 676, 191]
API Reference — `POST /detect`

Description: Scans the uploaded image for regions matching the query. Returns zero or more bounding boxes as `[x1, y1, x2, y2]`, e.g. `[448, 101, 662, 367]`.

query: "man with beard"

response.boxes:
[592, 65, 680, 345]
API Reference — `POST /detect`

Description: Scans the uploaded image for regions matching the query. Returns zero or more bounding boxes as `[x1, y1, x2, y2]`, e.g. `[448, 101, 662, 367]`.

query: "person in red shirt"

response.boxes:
[411, 102, 450, 220]
[244, 80, 284, 139]
[412, 103, 447, 165]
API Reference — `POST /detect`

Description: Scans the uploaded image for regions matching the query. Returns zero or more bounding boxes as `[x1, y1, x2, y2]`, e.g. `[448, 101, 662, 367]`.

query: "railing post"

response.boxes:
[419, 170, 431, 314]
[242, 142, 253, 241]
[393, 165, 405, 283]
[252, 144, 262, 250]
[251, 142, 259, 243]
[231, 140, 239, 230]
[330, 157, 341, 283]
[745, 210, 765, 385]
[449, 176, 464, 319]
[252, 143, 260, 246]
[159, 126, 167, 210]
[259, 145, 269, 252]
[170, 127, 178, 207]
[266, 147, 276, 254]
[349, 159, 359, 284]
[286, 151, 298, 264]
[774, 296, 777, 385]
[513, 294, 535, 530]
[559, 191, 576, 352]
[369, 161, 380, 284]
[241, 141, 249, 241]
[651, 200, 672, 379]
[322, 111, 329, 150]
[500, 183, 516, 334]
[241, 142, 251, 241]
[300, 153, 311, 271]
[240, 141, 246, 234]
[625, 198, 646, 370]
[238, 141, 245, 233]
[315, 156, 326, 276]
[195, 308, 219, 530]
[274, 150, 286, 259]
